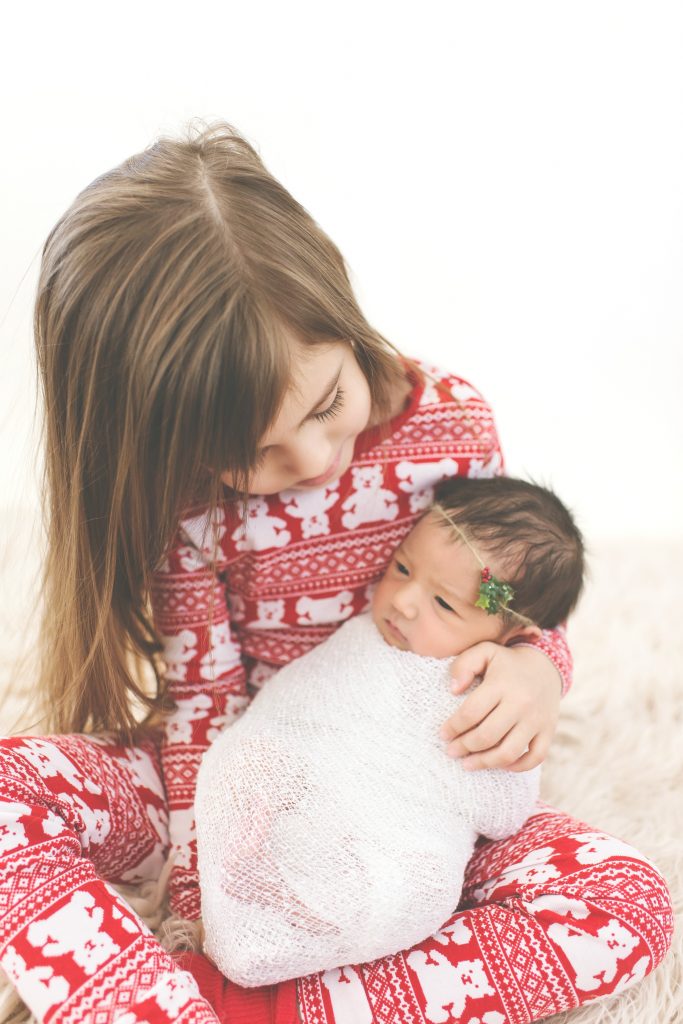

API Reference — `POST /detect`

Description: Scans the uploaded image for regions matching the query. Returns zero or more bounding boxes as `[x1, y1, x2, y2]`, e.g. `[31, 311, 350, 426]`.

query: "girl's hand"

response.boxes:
[439, 642, 562, 771]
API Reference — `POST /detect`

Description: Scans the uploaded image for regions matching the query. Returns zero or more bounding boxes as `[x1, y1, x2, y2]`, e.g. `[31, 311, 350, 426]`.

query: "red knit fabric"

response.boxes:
[173, 953, 299, 1024]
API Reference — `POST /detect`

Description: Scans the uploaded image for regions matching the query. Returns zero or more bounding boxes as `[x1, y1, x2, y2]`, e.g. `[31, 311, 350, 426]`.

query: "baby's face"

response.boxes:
[371, 513, 515, 658]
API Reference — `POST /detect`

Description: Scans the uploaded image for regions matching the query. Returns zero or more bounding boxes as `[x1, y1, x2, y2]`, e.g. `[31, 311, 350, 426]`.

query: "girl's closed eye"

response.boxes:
[313, 387, 345, 423]
[253, 447, 270, 470]
[395, 559, 409, 576]
[435, 595, 457, 613]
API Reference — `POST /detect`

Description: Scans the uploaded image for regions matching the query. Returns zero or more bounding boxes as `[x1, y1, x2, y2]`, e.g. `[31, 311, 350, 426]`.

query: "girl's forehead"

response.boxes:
[286, 339, 345, 395]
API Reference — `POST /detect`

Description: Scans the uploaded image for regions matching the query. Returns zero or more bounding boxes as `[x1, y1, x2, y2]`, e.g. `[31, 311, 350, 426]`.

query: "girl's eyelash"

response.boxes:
[313, 387, 345, 422]
[435, 595, 455, 612]
[253, 387, 346, 469]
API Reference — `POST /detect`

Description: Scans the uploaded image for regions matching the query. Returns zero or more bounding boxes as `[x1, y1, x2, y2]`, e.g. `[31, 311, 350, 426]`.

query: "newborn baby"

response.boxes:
[195, 476, 585, 986]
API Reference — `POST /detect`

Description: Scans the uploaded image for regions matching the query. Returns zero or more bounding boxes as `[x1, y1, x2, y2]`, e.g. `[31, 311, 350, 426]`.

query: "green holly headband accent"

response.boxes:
[475, 566, 515, 615]
[431, 504, 533, 625]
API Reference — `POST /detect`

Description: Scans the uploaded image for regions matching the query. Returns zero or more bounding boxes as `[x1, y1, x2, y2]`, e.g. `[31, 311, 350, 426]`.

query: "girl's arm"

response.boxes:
[150, 515, 250, 920]
[435, 371, 573, 772]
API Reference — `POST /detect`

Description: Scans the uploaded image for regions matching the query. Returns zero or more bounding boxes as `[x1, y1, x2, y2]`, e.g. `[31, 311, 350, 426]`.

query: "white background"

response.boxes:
[1, 0, 681, 546]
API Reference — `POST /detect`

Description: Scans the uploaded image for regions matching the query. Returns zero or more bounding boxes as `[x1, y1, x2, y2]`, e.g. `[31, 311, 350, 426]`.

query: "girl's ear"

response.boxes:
[501, 622, 543, 645]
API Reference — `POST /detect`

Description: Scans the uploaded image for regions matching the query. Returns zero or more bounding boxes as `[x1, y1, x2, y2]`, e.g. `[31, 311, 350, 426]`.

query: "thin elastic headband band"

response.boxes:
[430, 504, 536, 628]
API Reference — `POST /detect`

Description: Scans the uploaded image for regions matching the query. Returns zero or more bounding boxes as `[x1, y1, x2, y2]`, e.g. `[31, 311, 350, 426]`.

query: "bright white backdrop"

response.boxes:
[1, 0, 682, 544]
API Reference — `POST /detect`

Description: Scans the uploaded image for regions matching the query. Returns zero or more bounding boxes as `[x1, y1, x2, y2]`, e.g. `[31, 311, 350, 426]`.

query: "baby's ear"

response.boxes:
[502, 623, 543, 645]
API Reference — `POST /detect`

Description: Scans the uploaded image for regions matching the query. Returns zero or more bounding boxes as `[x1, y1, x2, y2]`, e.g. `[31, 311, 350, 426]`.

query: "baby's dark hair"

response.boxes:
[431, 476, 585, 629]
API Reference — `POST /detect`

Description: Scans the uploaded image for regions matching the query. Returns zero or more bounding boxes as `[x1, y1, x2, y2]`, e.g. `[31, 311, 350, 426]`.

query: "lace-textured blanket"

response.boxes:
[196, 613, 539, 986]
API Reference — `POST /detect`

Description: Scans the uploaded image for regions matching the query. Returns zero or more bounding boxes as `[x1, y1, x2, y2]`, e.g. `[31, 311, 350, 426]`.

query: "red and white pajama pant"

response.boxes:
[0, 733, 673, 1024]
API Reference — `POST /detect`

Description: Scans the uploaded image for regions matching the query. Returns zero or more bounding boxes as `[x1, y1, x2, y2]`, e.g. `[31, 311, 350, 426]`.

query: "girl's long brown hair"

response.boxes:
[31, 120, 408, 742]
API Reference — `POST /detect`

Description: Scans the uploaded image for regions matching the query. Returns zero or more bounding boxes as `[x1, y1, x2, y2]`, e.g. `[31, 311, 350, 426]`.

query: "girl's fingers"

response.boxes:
[445, 703, 521, 758]
[449, 641, 497, 692]
[505, 731, 551, 773]
[458, 723, 536, 771]
[440, 687, 501, 742]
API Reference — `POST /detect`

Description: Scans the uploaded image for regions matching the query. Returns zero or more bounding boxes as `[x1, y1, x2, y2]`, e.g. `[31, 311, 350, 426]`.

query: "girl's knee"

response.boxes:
[0, 735, 170, 884]
[525, 851, 674, 998]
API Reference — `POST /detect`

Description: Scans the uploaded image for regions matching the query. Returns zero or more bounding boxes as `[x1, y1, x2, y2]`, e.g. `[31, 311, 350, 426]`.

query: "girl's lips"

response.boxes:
[297, 446, 343, 487]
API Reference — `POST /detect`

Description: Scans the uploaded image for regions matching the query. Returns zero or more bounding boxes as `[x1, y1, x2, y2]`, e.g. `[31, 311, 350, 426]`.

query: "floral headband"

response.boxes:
[431, 504, 534, 626]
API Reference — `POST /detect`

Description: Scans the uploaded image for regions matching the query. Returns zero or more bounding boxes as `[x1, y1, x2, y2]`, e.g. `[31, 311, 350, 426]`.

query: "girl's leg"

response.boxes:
[295, 807, 673, 1024]
[0, 733, 220, 1024]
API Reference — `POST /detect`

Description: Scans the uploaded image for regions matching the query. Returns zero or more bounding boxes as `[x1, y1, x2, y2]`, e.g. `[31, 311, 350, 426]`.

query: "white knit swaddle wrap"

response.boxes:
[195, 613, 539, 986]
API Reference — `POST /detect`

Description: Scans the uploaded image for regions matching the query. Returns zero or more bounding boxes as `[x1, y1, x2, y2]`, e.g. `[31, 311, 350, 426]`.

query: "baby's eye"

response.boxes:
[435, 595, 455, 612]
[395, 560, 409, 575]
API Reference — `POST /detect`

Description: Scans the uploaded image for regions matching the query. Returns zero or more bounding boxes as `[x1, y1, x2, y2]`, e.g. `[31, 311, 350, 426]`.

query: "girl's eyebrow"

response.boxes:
[299, 364, 343, 427]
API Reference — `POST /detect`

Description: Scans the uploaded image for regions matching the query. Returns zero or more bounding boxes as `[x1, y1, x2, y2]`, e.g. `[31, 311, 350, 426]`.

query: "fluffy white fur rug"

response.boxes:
[0, 510, 681, 1023]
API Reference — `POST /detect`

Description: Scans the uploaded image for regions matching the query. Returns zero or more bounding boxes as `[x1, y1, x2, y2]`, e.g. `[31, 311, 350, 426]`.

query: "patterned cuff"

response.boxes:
[507, 639, 569, 697]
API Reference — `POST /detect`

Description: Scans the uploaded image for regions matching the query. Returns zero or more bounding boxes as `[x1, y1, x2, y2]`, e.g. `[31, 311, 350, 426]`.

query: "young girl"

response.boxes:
[0, 122, 672, 1024]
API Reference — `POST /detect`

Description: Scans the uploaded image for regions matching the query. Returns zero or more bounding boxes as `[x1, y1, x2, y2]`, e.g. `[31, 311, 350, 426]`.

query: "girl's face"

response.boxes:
[371, 514, 538, 658]
[220, 340, 373, 495]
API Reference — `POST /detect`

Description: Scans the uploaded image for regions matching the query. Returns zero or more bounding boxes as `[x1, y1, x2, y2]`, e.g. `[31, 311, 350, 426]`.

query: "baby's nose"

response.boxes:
[393, 585, 419, 619]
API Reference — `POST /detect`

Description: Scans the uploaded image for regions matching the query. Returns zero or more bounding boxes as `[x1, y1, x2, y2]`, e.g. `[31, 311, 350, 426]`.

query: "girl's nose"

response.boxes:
[285, 435, 334, 481]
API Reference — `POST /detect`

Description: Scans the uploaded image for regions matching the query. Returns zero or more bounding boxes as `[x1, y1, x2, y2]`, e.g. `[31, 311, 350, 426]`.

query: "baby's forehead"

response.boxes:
[396, 512, 462, 562]
[402, 510, 451, 543]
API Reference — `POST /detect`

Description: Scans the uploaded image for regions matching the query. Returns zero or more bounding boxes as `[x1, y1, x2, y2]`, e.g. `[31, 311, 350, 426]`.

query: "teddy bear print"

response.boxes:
[160, 628, 198, 682]
[473, 846, 560, 902]
[206, 697, 250, 745]
[282, 486, 340, 539]
[232, 497, 291, 552]
[546, 918, 640, 992]
[248, 661, 280, 690]
[467, 451, 502, 480]
[1, 946, 70, 1019]
[432, 917, 473, 948]
[0, 802, 34, 856]
[199, 619, 242, 680]
[12, 739, 102, 795]
[395, 458, 459, 513]
[321, 966, 373, 1024]
[248, 599, 287, 630]
[26, 891, 121, 974]
[406, 950, 495, 1022]
[570, 832, 657, 870]
[296, 591, 354, 625]
[341, 466, 398, 530]
[450, 380, 482, 403]
[148, 969, 201, 1017]
[179, 507, 227, 560]
[165, 693, 214, 745]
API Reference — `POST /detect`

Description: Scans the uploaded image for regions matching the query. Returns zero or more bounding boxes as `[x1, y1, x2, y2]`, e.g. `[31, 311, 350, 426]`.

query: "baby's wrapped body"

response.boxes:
[195, 613, 540, 986]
